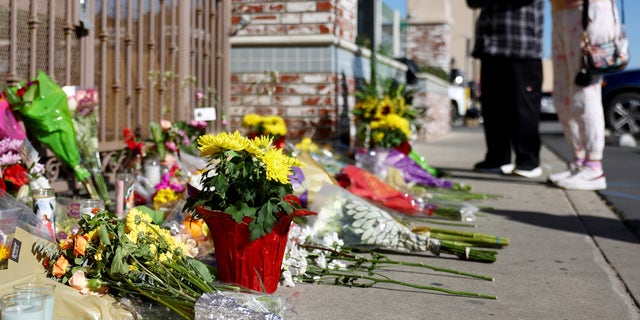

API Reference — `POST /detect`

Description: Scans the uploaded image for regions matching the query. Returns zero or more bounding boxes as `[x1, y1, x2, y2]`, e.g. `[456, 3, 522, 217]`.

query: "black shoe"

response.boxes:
[473, 161, 515, 174]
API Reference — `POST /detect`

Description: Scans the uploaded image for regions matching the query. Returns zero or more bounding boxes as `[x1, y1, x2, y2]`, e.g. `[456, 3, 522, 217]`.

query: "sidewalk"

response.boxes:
[277, 127, 640, 320]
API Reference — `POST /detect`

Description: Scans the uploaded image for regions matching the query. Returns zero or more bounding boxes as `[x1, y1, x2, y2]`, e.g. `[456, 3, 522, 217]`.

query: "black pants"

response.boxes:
[479, 56, 542, 170]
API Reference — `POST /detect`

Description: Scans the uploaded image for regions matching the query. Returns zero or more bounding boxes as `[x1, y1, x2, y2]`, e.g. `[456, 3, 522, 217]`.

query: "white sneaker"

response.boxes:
[554, 166, 607, 191]
[513, 167, 543, 178]
[548, 162, 580, 184]
[500, 163, 515, 174]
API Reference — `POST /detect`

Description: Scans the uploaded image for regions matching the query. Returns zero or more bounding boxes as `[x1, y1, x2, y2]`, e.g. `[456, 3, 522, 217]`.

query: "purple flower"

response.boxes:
[0, 137, 22, 154]
[0, 152, 20, 167]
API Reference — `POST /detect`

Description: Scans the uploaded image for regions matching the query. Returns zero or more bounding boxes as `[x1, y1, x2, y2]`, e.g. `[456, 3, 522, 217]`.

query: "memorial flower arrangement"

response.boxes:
[353, 76, 418, 151]
[184, 131, 306, 241]
[152, 165, 186, 210]
[66, 87, 112, 208]
[0, 137, 50, 196]
[4, 71, 99, 199]
[241, 113, 287, 149]
[368, 113, 412, 149]
[281, 223, 497, 299]
[36, 208, 234, 320]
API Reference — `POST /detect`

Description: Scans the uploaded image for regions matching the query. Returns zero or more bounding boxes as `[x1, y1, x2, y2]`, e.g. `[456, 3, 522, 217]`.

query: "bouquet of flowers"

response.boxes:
[35, 208, 233, 320]
[184, 131, 306, 241]
[65, 87, 112, 208]
[241, 114, 287, 149]
[0, 137, 50, 199]
[4, 71, 98, 199]
[151, 165, 186, 212]
[281, 223, 496, 299]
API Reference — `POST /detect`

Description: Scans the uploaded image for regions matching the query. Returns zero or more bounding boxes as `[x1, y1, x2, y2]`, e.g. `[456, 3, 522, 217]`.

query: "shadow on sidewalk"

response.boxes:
[485, 208, 640, 245]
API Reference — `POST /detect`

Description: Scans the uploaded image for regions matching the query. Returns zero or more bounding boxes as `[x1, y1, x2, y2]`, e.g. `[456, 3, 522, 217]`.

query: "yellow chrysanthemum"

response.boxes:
[261, 147, 303, 184]
[294, 137, 318, 153]
[198, 131, 262, 157]
[0, 244, 9, 261]
[125, 208, 153, 233]
[242, 113, 263, 127]
[86, 228, 100, 241]
[385, 113, 411, 138]
[153, 188, 181, 209]
[127, 229, 140, 244]
[252, 136, 274, 150]
[262, 115, 287, 136]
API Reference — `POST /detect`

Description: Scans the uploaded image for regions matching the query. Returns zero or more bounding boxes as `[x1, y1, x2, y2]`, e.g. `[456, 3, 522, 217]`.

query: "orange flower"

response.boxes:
[60, 238, 73, 250]
[73, 234, 89, 257]
[52, 255, 69, 278]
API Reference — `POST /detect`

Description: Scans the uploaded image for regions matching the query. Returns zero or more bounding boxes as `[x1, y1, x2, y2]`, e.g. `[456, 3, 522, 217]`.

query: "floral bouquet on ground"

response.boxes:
[184, 131, 315, 293]
[185, 131, 311, 241]
[241, 114, 287, 149]
[35, 208, 234, 320]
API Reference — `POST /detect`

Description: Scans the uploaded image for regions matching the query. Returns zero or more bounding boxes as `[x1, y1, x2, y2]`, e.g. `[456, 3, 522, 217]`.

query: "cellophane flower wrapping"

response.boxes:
[64, 86, 111, 208]
[382, 149, 453, 188]
[195, 292, 287, 320]
[5, 71, 98, 198]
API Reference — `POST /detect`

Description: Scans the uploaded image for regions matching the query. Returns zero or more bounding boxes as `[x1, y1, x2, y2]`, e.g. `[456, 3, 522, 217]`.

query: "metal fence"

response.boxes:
[0, 0, 230, 192]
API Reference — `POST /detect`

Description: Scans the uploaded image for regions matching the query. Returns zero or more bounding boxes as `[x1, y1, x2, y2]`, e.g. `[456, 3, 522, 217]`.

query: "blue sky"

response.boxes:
[384, 0, 640, 70]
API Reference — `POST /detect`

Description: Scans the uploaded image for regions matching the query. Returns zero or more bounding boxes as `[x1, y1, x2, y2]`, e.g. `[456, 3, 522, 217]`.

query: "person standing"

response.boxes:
[467, 0, 545, 178]
[548, 0, 620, 190]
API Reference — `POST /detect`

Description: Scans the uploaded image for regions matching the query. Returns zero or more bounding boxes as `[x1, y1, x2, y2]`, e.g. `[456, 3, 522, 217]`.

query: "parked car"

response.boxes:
[601, 68, 640, 136]
[540, 92, 556, 120]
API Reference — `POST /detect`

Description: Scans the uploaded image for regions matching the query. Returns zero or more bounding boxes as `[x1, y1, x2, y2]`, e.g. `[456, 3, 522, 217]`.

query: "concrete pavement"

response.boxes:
[276, 127, 640, 320]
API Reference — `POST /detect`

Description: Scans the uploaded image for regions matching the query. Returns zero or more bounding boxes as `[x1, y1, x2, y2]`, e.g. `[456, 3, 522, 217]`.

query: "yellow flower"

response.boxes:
[252, 135, 274, 150]
[86, 228, 100, 241]
[261, 147, 303, 184]
[198, 131, 261, 157]
[242, 113, 263, 127]
[94, 245, 104, 261]
[262, 115, 287, 136]
[295, 137, 318, 153]
[0, 244, 9, 261]
[373, 132, 385, 143]
[153, 188, 180, 209]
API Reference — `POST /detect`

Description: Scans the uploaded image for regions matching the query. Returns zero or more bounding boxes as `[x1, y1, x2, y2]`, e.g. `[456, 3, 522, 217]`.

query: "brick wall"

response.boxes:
[232, 0, 356, 42]
[229, 0, 452, 146]
[411, 73, 451, 141]
[229, 69, 342, 143]
[405, 23, 451, 71]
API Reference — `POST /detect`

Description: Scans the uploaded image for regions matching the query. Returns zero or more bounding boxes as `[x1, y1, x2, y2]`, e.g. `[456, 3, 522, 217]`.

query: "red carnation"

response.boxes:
[3, 164, 28, 187]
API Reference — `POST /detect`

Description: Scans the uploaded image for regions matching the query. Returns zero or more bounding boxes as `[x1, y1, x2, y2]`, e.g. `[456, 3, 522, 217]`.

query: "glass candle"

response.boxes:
[1, 292, 45, 320]
[13, 282, 55, 320]
[32, 188, 56, 240]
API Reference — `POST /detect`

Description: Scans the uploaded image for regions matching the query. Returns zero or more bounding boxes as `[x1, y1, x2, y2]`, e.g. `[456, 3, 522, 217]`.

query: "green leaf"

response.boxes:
[188, 258, 215, 283]
[135, 205, 165, 225]
[110, 247, 129, 275]
[99, 224, 111, 246]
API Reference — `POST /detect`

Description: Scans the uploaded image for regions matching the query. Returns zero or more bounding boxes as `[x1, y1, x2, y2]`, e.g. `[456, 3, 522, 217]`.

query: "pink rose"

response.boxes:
[160, 120, 172, 130]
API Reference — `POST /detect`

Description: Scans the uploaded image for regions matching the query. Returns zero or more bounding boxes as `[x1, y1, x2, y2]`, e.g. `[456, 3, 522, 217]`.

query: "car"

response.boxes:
[540, 92, 557, 120]
[601, 68, 640, 136]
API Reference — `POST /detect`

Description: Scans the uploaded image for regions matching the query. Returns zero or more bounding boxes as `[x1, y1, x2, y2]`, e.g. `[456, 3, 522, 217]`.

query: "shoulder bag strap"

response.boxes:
[582, 0, 589, 31]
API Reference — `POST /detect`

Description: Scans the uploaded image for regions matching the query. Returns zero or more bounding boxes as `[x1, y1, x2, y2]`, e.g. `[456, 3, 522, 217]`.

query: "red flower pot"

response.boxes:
[195, 204, 314, 293]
